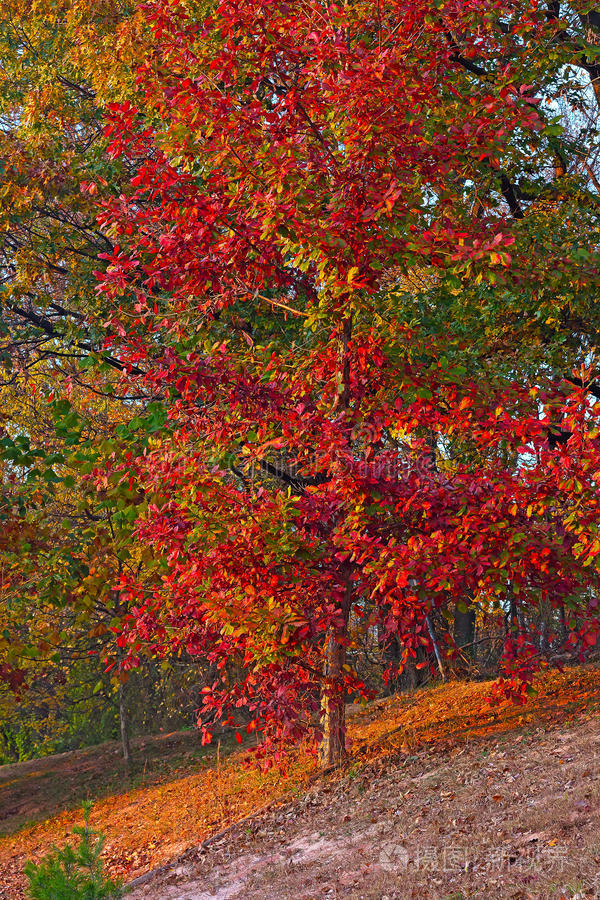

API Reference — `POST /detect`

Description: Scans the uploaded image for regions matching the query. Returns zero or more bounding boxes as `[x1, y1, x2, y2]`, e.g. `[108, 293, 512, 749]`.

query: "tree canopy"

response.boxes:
[4, 0, 600, 767]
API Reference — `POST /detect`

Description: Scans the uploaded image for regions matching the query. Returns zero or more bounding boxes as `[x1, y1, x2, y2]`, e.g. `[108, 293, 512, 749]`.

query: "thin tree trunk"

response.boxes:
[505, 589, 518, 636]
[406, 655, 418, 690]
[379, 622, 403, 695]
[426, 614, 446, 682]
[560, 603, 567, 642]
[119, 681, 132, 769]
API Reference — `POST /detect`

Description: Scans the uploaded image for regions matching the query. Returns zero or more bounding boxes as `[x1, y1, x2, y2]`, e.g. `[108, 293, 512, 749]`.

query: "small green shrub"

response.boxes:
[25, 802, 122, 900]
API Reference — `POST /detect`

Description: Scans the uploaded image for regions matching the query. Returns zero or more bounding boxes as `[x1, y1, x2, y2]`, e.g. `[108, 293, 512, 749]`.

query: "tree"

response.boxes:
[0, 0, 160, 760]
[83, 1, 600, 764]
[25, 802, 122, 900]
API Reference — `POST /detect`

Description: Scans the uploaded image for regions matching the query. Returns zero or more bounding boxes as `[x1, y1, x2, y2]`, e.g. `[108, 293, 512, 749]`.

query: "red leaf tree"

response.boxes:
[95, 0, 600, 764]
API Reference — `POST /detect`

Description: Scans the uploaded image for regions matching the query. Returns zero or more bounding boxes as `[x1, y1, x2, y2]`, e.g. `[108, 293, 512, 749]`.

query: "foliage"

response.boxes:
[2, 0, 600, 770]
[0, 0, 160, 753]
[90, 0, 600, 766]
[24, 802, 122, 900]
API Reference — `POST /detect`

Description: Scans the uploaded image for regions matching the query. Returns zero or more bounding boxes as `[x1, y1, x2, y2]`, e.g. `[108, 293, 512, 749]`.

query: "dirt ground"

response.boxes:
[128, 713, 600, 900]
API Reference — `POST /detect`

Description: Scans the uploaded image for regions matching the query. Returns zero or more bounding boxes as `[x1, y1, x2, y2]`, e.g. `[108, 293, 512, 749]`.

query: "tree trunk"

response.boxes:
[319, 560, 352, 768]
[505, 590, 518, 636]
[454, 601, 476, 659]
[318, 316, 353, 768]
[319, 627, 348, 767]
[119, 682, 132, 769]
[380, 626, 402, 696]
[560, 604, 567, 642]
[426, 614, 446, 681]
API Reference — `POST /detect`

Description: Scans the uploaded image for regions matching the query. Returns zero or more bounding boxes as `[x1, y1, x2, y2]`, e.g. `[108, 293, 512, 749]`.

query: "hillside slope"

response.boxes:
[2, 669, 600, 899]
[128, 711, 600, 900]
